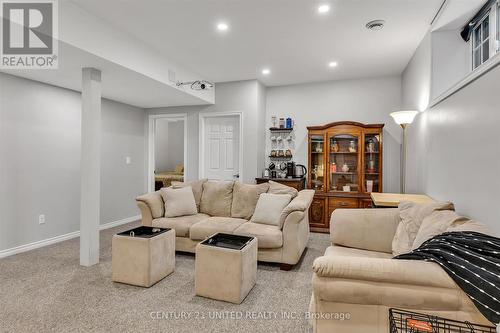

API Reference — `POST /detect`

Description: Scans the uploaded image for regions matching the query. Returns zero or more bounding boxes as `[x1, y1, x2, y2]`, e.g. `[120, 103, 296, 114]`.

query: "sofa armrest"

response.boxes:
[137, 201, 153, 226]
[312, 255, 456, 289]
[331, 208, 400, 253]
[279, 189, 315, 227]
[135, 191, 164, 220]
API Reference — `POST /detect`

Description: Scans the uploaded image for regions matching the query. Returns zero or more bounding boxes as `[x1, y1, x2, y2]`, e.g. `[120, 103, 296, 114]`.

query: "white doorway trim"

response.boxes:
[148, 113, 188, 192]
[199, 111, 244, 182]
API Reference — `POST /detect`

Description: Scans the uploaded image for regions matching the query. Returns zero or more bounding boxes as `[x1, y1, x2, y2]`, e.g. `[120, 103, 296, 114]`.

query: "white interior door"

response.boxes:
[203, 115, 240, 181]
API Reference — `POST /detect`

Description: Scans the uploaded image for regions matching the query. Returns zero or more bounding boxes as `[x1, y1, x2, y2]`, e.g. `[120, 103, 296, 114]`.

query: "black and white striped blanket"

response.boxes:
[395, 231, 500, 325]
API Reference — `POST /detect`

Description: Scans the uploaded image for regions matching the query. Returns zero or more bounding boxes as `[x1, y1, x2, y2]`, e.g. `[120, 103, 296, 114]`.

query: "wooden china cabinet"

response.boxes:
[307, 122, 384, 233]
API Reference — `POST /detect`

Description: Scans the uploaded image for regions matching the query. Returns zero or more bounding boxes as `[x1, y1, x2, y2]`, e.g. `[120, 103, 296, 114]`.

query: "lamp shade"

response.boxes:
[390, 111, 418, 125]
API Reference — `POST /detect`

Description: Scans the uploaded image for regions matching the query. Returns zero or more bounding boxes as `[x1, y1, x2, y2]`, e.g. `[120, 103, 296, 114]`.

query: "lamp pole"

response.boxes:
[400, 123, 407, 194]
[390, 111, 418, 194]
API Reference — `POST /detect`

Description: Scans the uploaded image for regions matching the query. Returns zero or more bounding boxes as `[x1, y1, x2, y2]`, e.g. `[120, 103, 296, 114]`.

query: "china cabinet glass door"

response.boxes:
[364, 133, 381, 193]
[328, 134, 359, 192]
[309, 135, 325, 190]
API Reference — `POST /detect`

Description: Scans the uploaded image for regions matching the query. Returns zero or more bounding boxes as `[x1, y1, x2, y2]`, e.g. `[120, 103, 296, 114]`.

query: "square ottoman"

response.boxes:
[112, 226, 175, 287]
[195, 233, 257, 304]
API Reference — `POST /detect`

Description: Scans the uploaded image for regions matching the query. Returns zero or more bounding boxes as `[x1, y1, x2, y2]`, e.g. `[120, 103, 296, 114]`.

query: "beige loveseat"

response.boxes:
[309, 207, 493, 332]
[136, 180, 314, 270]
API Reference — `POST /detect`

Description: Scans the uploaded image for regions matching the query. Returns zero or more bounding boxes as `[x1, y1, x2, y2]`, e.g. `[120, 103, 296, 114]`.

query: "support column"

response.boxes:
[80, 68, 102, 266]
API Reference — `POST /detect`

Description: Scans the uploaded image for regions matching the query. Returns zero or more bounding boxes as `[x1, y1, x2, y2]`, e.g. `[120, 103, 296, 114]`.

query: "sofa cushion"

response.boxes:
[152, 213, 209, 237]
[324, 245, 393, 260]
[268, 180, 298, 198]
[250, 193, 292, 227]
[189, 217, 247, 241]
[392, 201, 454, 256]
[331, 209, 400, 254]
[160, 186, 197, 218]
[171, 179, 207, 210]
[234, 222, 283, 248]
[231, 182, 269, 219]
[200, 181, 234, 217]
[412, 210, 469, 250]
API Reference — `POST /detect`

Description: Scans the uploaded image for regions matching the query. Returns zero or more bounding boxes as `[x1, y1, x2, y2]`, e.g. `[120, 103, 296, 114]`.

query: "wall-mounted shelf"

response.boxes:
[269, 155, 293, 159]
[269, 127, 294, 132]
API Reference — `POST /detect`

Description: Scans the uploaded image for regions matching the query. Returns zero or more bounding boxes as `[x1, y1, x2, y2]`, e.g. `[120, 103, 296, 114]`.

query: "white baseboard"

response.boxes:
[0, 215, 141, 259]
[99, 215, 140, 230]
[0, 230, 80, 259]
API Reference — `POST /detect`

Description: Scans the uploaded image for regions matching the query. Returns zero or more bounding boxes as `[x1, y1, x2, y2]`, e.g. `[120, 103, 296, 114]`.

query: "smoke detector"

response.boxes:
[366, 20, 385, 31]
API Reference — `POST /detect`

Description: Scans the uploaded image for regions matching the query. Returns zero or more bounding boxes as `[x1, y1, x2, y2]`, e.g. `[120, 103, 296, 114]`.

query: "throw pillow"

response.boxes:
[446, 220, 492, 235]
[171, 178, 207, 210]
[268, 180, 298, 198]
[412, 210, 469, 250]
[200, 181, 234, 217]
[391, 201, 454, 256]
[251, 193, 292, 227]
[231, 182, 270, 219]
[160, 186, 197, 218]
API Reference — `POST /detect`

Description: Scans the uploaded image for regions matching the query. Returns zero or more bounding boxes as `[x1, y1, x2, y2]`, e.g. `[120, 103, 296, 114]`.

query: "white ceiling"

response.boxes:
[70, 0, 444, 86]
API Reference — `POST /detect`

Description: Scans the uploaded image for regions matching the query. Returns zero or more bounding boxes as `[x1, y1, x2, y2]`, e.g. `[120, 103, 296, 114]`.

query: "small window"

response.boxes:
[498, 3, 500, 48]
[472, 13, 490, 69]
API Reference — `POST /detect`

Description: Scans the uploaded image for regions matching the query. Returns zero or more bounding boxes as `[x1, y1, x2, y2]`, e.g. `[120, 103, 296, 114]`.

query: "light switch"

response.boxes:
[126, 156, 131, 165]
[39, 214, 45, 224]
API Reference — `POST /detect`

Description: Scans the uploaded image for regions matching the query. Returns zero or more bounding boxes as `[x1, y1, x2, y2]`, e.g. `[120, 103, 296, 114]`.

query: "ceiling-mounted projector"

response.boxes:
[176, 80, 214, 90]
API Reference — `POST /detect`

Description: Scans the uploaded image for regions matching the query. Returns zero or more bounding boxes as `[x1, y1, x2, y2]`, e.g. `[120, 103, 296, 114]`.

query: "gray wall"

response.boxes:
[0, 73, 146, 251]
[431, 30, 470, 100]
[265, 76, 403, 193]
[402, 36, 500, 235]
[402, 32, 432, 112]
[148, 80, 264, 183]
[100, 98, 146, 225]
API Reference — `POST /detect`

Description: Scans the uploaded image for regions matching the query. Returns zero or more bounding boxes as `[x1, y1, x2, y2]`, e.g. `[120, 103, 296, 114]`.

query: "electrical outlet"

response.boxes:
[125, 156, 131, 165]
[38, 214, 45, 225]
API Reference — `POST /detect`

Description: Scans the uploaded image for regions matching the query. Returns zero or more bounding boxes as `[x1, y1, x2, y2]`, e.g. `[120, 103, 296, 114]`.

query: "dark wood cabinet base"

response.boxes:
[255, 177, 306, 191]
[309, 192, 374, 233]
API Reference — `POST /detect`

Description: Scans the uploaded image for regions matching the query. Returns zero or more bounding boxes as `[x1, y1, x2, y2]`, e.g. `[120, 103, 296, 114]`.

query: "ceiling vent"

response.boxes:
[366, 20, 385, 31]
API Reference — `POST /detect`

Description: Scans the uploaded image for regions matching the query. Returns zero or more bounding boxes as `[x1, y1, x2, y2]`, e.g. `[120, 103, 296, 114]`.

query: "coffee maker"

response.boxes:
[286, 162, 295, 178]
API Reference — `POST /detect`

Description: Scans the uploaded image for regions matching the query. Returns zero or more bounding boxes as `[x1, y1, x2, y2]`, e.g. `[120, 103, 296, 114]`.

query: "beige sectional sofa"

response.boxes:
[136, 180, 314, 270]
[309, 207, 493, 333]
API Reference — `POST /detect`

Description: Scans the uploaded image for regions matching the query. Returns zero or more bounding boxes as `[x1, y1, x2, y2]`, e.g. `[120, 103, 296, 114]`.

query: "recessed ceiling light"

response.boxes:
[318, 4, 330, 14]
[366, 20, 385, 31]
[262, 68, 271, 75]
[217, 22, 229, 31]
[328, 61, 338, 68]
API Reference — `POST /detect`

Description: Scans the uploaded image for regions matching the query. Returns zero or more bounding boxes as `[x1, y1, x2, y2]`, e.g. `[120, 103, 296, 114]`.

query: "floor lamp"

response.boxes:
[390, 111, 418, 194]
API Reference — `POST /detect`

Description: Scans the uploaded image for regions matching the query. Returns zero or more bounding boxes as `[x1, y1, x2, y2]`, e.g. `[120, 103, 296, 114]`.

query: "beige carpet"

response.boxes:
[0, 222, 330, 333]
